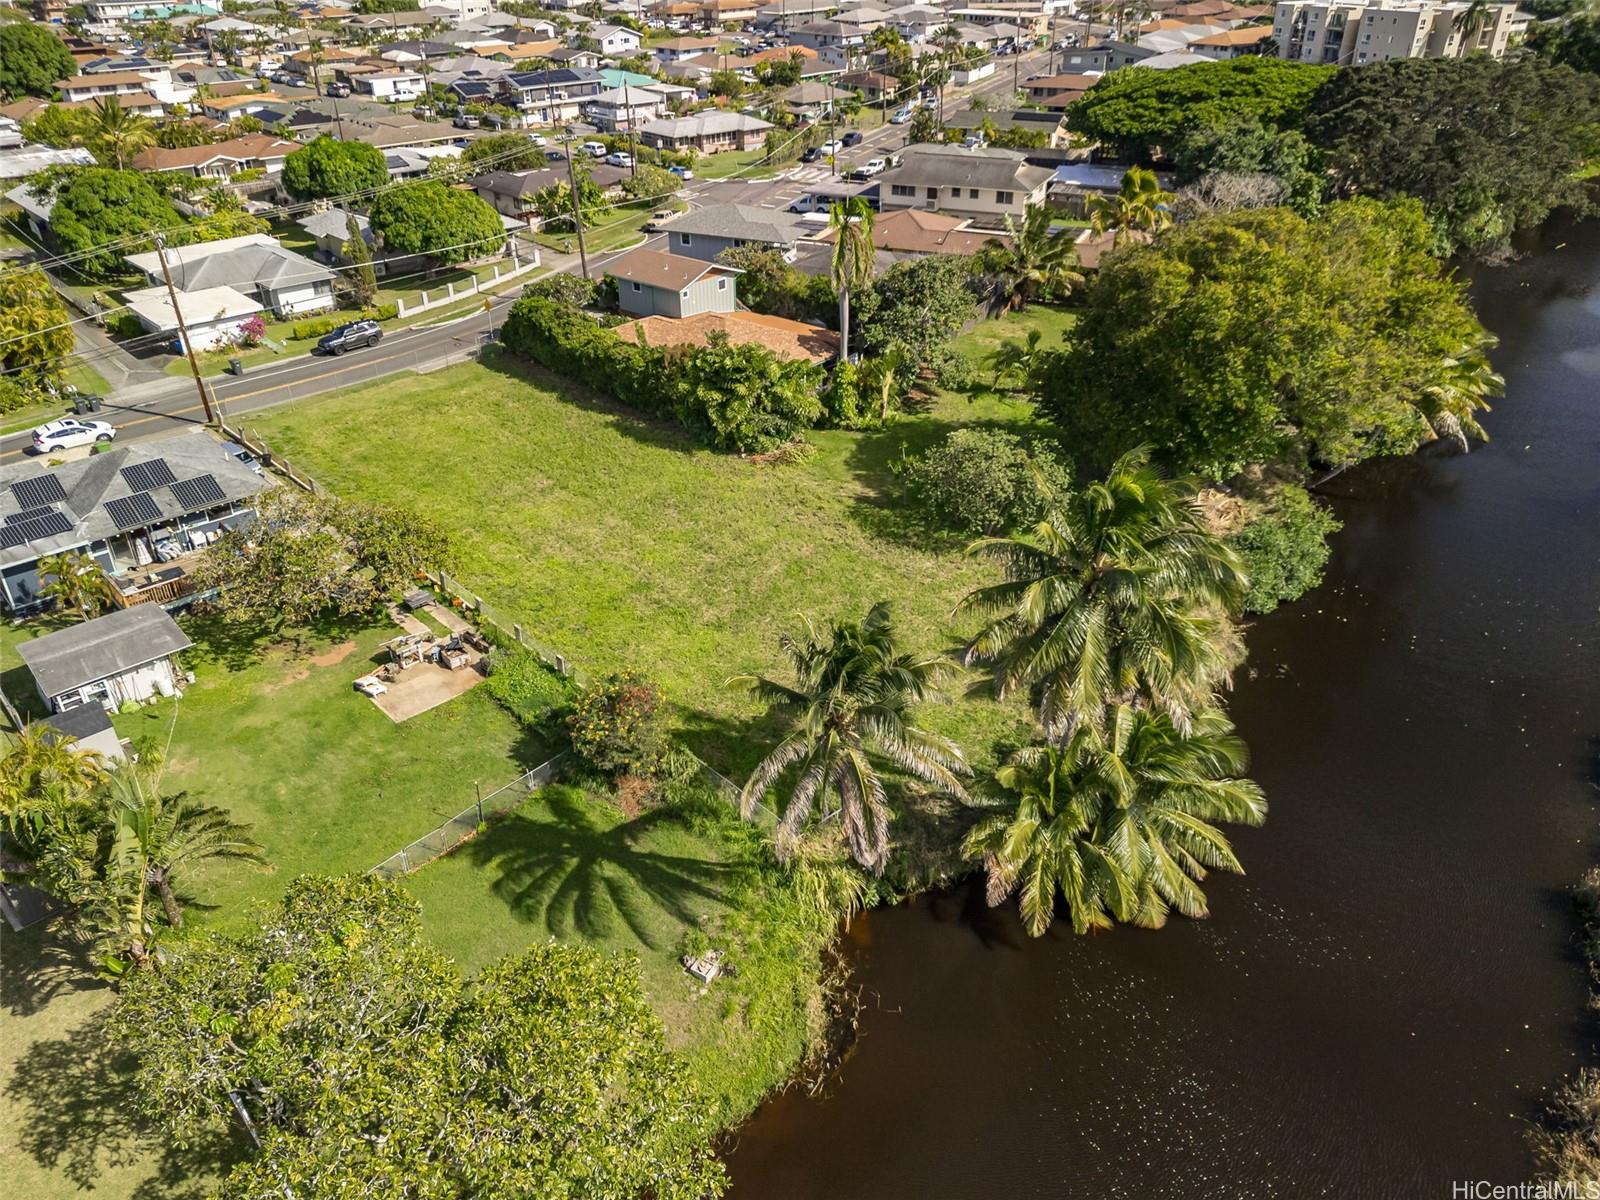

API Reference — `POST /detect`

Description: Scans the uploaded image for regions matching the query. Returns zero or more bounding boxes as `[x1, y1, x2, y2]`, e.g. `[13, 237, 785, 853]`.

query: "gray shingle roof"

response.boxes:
[639, 111, 773, 138]
[878, 143, 1053, 193]
[660, 203, 809, 245]
[125, 235, 337, 295]
[16, 605, 193, 700]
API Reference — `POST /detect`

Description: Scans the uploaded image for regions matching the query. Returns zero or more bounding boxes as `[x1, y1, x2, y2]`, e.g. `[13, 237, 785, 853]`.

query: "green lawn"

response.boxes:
[693, 146, 772, 180]
[249, 308, 1075, 775]
[535, 200, 683, 255]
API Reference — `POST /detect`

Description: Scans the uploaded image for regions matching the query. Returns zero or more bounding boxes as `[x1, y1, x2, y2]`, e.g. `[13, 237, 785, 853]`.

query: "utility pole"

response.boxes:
[561, 129, 590, 276]
[153, 232, 217, 426]
[623, 91, 638, 177]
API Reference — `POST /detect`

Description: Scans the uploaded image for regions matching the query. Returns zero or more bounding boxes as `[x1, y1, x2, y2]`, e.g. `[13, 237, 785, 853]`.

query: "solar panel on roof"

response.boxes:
[104, 492, 163, 530]
[121, 460, 177, 492]
[0, 509, 72, 550]
[5, 505, 57, 526]
[11, 474, 67, 509]
[169, 474, 226, 512]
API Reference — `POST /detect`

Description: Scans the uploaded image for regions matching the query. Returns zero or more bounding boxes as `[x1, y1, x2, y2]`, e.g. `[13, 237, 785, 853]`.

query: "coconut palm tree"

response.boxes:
[37, 550, 114, 619]
[88, 95, 154, 169]
[728, 602, 968, 873]
[1087, 166, 1173, 241]
[828, 195, 875, 364]
[1419, 331, 1503, 452]
[957, 447, 1247, 740]
[0, 723, 108, 879]
[1452, 0, 1494, 41]
[966, 705, 1266, 935]
[984, 204, 1084, 312]
[986, 328, 1045, 393]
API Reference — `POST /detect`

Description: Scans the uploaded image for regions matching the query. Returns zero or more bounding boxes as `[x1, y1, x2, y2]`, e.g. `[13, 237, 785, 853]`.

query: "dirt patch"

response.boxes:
[259, 641, 357, 694]
[261, 666, 310, 694]
[308, 640, 357, 668]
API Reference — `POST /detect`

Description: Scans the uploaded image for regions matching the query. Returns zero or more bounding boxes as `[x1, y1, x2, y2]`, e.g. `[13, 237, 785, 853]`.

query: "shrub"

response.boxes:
[501, 295, 663, 411]
[289, 304, 398, 341]
[105, 311, 145, 340]
[238, 314, 267, 347]
[664, 333, 823, 454]
[896, 428, 1073, 536]
[0, 377, 32, 414]
[523, 272, 597, 308]
[1227, 484, 1341, 613]
[567, 671, 668, 779]
[483, 645, 578, 733]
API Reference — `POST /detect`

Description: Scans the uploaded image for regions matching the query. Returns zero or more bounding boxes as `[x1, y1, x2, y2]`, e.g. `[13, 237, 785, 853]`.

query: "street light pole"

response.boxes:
[153, 232, 217, 426]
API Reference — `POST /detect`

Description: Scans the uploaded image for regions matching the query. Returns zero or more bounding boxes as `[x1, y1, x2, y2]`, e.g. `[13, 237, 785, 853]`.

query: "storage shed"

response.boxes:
[16, 605, 193, 714]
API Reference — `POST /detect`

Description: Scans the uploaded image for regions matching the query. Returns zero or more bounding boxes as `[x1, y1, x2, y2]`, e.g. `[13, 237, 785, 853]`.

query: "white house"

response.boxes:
[124, 234, 338, 318]
[120, 285, 263, 352]
[589, 23, 643, 55]
[17, 605, 194, 715]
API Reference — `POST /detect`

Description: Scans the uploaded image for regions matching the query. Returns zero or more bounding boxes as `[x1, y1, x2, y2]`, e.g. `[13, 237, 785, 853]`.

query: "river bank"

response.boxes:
[724, 218, 1600, 1197]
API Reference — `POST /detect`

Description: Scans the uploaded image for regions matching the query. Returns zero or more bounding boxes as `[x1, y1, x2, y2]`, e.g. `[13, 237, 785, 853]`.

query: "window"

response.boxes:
[926, 186, 937, 198]
[717, 278, 727, 290]
[679, 232, 691, 245]
[891, 184, 915, 196]
[969, 187, 979, 199]
[996, 190, 1014, 205]
[630, 280, 641, 291]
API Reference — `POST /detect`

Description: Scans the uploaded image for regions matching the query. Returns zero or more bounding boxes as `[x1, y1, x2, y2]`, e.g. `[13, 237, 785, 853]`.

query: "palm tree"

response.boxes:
[986, 327, 1045, 393]
[1452, 0, 1494, 42]
[965, 706, 1266, 936]
[957, 447, 1247, 740]
[37, 550, 114, 619]
[1419, 332, 1503, 452]
[860, 339, 908, 421]
[984, 204, 1084, 312]
[0, 723, 108, 879]
[1088, 166, 1173, 242]
[828, 196, 875, 364]
[88, 95, 154, 169]
[728, 602, 968, 873]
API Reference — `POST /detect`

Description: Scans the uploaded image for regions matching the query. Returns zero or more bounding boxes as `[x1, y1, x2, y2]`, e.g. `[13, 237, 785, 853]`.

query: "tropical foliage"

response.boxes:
[1087, 167, 1174, 239]
[729, 602, 968, 873]
[45, 167, 184, 277]
[36, 550, 113, 618]
[978, 204, 1084, 312]
[281, 134, 389, 200]
[0, 266, 74, 388]
[368, 181, 505, 269]
[1227, 484, 1342, 614]
[828, 196, 875, 362]
[85, 94, 153, 169]
[897, 427, 1072, 536]
[0, 23, 76, 99]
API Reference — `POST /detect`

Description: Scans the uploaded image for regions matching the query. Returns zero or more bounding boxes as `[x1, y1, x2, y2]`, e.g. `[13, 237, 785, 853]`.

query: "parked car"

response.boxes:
[31, 418, 114, 453]
[890, 108, 914, 124]
[582, 140, 607, 157]
[326, 81, 351, 98]
[801, 145, 823, 163]
[454, 113, 481, 129]
[961, 134, 986, 150]
[527, 133, 548, 147]
[841, 130, 863, 147]
[412, 103, 436, 118]
[316, 319, 383, 356]
[604, 151, 634, 167]
[787, 192, 823, 212]
[856, 156, 887, 176]
[643, 209, 678, 231]
[545, 148, 567, 161]
[818, 139, 842, 155]
[255, 61, 281, 77]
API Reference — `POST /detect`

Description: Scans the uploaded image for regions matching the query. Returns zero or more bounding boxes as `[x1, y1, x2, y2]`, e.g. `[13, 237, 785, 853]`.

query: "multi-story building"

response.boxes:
[1271, 0, 1528, 65]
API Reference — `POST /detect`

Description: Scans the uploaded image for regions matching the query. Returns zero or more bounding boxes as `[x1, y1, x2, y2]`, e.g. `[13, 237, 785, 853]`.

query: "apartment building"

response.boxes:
[1271, 0, 1528, 65]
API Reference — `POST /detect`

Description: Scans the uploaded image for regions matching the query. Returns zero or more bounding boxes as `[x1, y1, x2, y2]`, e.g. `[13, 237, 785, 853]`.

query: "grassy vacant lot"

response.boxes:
[251, 308, 1074, 775]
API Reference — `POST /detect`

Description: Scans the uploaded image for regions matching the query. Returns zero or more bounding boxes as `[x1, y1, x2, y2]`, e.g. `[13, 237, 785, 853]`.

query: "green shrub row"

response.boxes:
[482, 643, 579, 733]
[289, 304, 400, 341]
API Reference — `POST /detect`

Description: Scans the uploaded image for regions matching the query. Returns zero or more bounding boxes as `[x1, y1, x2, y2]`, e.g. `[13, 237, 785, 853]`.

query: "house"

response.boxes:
[613, 310, 838, 362]
[877, 143, 1052, 225]
[62, 91, 166, 117]
[1072, 225, 1151, 269]
[489, 39, 564, 63]
[0, 431, 271, 615]
[130, 133, 298, 178]
[637, 110, 772, 154]
[354, 69, 427, 101]
[585, 84, 671, 131]
[54, 69, 161, 102]
[1022, 72, 1098, 107]
[780, 80, 845, 120]
[497, 67, 605, 123]
[17, 605, 193, 715]
[120, 284, 264, 353]
[471, 167, 564, 223]
[787, 18, 868, 52]
[830, 206, 1011, 259]
[606, 247, 740, 318]
[836, 68, 899, 102]
[588, 23, 642, 56]
[1135, 48, 1214, 66]
[661, 203, 813, 263]
[1189, 25, 1276, 56]
[197, 92, 282, 121]
[1049, 161, 1175, 215]
[296, 206, 374, 263]
[547, 46, 602, 69]
[1057, 40, 1159, 71]
[0, 143, 95, 182]
[944, 105, 1071, 146]
[42, 704, 127, 764]
[652, 35, 721, 63]
[125, 233, 338, 318]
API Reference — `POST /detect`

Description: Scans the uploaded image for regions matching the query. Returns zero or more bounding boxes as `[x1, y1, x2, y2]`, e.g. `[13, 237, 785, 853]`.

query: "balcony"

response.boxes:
[108, 550, 205, 610]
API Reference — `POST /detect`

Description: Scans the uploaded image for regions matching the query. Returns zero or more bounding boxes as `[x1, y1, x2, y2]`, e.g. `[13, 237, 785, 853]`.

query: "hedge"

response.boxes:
[290, 303, 400, 341]
[501, 295, 664, 413]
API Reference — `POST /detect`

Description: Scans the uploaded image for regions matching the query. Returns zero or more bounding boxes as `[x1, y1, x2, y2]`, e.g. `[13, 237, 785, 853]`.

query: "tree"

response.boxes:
[154, 117, 217, 149]
[978, 204, 1083, 312]
[20, 102, 98, 149]
[715, 244, 834, 324]
[828, 196, 874, 362]
[0, 23, 76, 99]
[1307, 56, 1600, 255]
[461, 130, 544, 173]
[728, 602, 968, 872]
[856, 254, 978, 381]
[0, 722, 106, 878]
[1227, 483, 1341, 614]
[1066, 58, 1334, 159]
[358, 0, 419, 9]
[368, 180, 505, 269]
[621, 162, 679, 204]
[281, 133, 388, 200]
[1418, 331, 1503, 451]
[1452, 0, 1494, 38]
[964, 707, 1266, 936]
[566, 671, 668, 779]
[1087, 166, 1173, 239]
[1040, 200, 1487, 479]
[110, 875, 727, 1199]
[0, 267, 73, 387]
[343, 210, 377, 306]
[898, 427, 1071, 536]
[1174, 114, 1323, 216]
[906, 106, 942, 144]
[708, 68, 745, 98]
[48, 167, 184, 278]
[36, 550, 112, 618]
[958, 447, 1246, 739]
[665, 332, 824, 453]
[1530, 9, 1600, 73]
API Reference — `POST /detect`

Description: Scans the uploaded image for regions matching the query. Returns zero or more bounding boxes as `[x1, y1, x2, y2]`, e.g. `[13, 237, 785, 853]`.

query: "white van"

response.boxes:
[787, 193, 824, 213]
[582, 140, 608, 157]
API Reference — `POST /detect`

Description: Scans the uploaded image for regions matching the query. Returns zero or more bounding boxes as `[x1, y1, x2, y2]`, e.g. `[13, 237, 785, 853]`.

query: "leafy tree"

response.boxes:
[1067, 58, 1334, 159]
[666, 332, 823, 453]
[154, 117, 217, 149]
[281, 133, 388, 200]
[49, 167, 183, 277]
[0, 23, 76, 99]
[828, 196, 874, 361]
[110, 875, 726, 1199]
[958, 447, 1246, 739]
[856, 254, 978, 381]
[728, 602, 968, 872]
[368, 180, 505, 268]
[0, 267, 73, 386]
[906, 106, 942, 144]
[1418, 330, 1503, 451]
[566, 670, 668, 779]
[708, 68, 745, 98]
[715, 244, 833, 323]
[1039, 200, 1487, 479]
[0, 723, 107, 879]
[986, 328, 1046, 393]
[977, 204, 1083, 312]
[1174, 114, 1323, 216]
[1307, 56, 1600, 255]
[1087, 166, 1173, 238]
[343, 210, 377, 306]
[621, 162, 679, 204]
[1530, 8, 1600, 72]
[1226, 484, 1341, 614]
[461, 130, 544, 173]
[897, 427, 1071, 536]
[965, 707, 1266, 935]
[20, 102, 97, 149]
[36, 550, 112, 618]
[358, 0, 418, 10]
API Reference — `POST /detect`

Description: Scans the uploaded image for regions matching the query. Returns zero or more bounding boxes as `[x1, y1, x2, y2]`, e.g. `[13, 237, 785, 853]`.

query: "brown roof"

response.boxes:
[0, 96, 49, 121]
[822, 208, 1008, 257]
[606, 248, 736, 291]
[746, 44, 818, 65]
[59, 91, 161, 111]
[497, 39, 562, 58]
[57, 70, 155, 89]
[132, 133, 299, 171]
[1191, 25, 1275, 44]
[654, 36, 722, 50]
[203, 93, 281, 110]
[613, 312, 837, 362]
[1073, 227, 1152, 270]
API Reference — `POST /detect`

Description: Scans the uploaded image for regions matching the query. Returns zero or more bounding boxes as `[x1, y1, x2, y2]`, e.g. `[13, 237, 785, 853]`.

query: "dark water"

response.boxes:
[726, 220, 1600, 1198]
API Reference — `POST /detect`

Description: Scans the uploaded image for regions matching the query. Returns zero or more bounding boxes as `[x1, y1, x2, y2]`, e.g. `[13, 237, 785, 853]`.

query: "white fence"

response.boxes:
[394, 252, 542, 319]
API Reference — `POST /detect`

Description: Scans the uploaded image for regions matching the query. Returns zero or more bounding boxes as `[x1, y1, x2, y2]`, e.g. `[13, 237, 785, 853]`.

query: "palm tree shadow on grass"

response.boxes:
[463, 786, 744, 950]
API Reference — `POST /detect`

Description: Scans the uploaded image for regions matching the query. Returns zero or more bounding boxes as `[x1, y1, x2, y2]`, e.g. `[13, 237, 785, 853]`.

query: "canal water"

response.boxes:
[726, 219, 1600, 1197]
